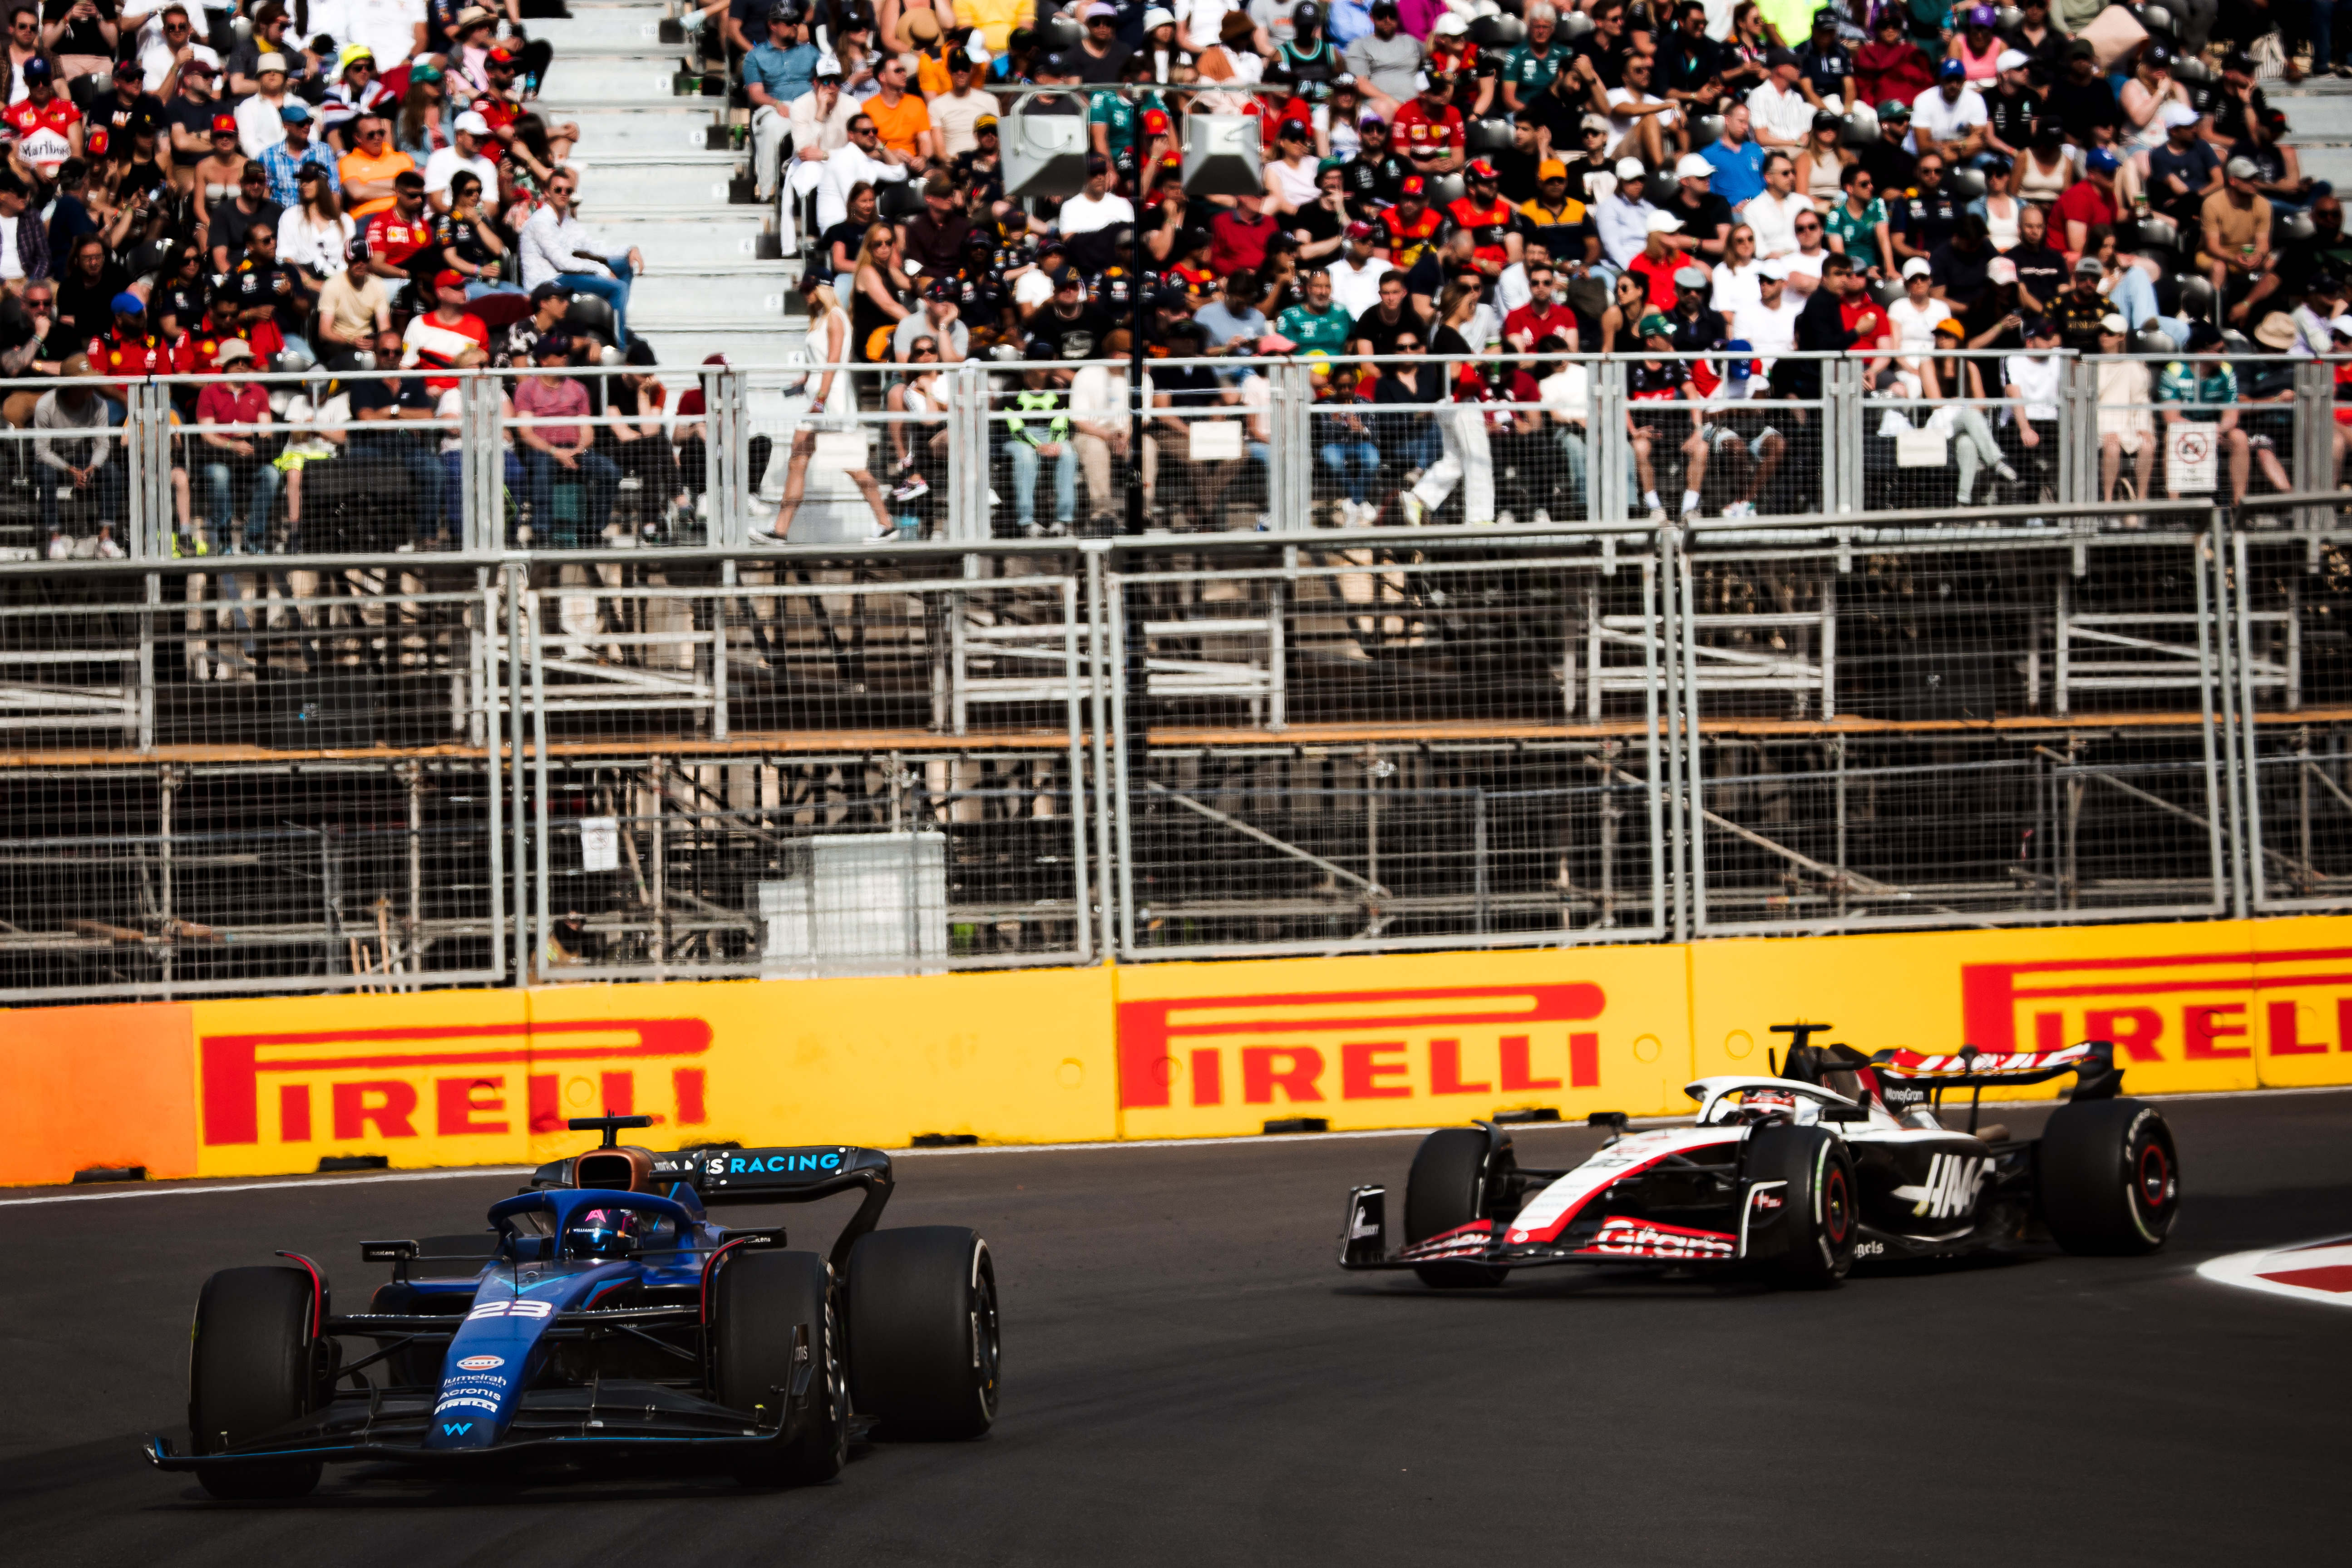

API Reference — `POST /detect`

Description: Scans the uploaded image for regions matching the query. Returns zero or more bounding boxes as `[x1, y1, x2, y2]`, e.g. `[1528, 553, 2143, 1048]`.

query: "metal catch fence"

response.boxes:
[0, 473, 2342, 997]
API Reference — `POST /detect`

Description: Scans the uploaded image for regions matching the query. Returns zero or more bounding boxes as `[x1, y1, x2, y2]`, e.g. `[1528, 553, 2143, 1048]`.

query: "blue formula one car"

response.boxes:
[146, 1116, 1000, 1499]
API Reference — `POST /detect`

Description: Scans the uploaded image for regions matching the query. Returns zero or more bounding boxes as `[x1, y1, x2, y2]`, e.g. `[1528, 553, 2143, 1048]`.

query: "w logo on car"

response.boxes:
[440, 1422, 472, 1436]
[1900, 1154, 1987, 1220]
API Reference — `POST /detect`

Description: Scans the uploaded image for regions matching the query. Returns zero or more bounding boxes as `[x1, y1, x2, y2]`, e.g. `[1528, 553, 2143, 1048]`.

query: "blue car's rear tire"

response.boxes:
[711, 1250, 846, 1486]
[846, 1227, 998, 1441]
[187, 1265, 325, 1499]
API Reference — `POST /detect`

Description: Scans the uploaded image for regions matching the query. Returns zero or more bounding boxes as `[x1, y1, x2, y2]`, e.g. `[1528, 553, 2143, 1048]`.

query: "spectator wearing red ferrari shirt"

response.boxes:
[1210, 192, 1281, 276]
[361, 170, 436, 291]
[187, 290, 283, 375]
[1390, 70, 1466, 176]
[1503, 261, 1579, 351]
[4, 58, 83, 182]
[400, 271, 491, 392]
[89, 292, 185, 400]
[1446, 159, 1521, 274]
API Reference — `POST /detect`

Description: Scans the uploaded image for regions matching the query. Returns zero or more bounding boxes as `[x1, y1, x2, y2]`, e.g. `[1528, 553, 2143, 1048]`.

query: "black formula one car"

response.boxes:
[1341, 1027, 2179, 1289]
[148, 1117, 1000, 1498]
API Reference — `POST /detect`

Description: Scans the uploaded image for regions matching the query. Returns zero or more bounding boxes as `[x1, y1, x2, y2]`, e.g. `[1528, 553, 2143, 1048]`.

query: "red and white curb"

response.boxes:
[2196, 1236, 2352, 1308]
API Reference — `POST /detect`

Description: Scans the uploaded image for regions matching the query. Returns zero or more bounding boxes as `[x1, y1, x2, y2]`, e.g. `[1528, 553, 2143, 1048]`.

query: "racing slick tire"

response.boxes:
[186, 1265, 326, 1499]
[1403, 1127, 1513, 1289]
[2038, 1097, 2179, 1255]
[712, 1249, 848, 1487]
[1743, 1125, 1858, 1290]
[845, 1227, 999, 1441]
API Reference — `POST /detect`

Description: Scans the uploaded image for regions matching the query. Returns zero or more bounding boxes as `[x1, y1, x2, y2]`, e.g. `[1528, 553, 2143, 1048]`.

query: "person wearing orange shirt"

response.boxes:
[862, 54, 936, 163]
[336, 111, 417, 219]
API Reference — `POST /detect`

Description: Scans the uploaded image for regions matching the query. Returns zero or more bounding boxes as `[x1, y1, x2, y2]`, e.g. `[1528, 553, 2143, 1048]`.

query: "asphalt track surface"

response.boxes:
[4, 1091, 2348, 1566]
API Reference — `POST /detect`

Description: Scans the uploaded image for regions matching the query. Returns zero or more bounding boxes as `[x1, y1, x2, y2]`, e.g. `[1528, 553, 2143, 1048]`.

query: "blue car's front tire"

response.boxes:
[187, 1265, 325, 1499]
[712, 1250, 846, 1486]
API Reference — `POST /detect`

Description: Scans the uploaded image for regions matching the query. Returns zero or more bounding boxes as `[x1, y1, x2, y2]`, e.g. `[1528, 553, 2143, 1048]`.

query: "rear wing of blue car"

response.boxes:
[529, 1119, 897, 1267]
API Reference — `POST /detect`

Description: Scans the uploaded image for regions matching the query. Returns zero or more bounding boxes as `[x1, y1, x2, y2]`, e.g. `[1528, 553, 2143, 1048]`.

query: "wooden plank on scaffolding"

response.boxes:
[4, 706, 2351, 771]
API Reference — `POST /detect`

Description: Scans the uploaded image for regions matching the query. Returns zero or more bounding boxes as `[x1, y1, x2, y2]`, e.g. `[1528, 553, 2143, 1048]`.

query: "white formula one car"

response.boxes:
[1341, 1026, 2179, 1289]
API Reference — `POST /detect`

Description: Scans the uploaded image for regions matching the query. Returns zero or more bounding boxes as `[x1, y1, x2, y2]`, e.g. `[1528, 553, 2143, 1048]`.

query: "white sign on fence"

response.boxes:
[579, 817, 621, 873]
[1188, 421, 1244, 461]
[1894, 429, 1948, 468]
[2167, 424, 2217, 493]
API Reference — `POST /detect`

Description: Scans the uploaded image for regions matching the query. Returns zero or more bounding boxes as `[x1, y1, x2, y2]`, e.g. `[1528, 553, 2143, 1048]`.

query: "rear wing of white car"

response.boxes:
[1871, 1039, 2122, 1097]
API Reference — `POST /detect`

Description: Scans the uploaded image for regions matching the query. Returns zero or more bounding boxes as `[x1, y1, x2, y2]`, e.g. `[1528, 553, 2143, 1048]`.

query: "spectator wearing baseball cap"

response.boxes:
[400, 268, 491, 392]
[1596, 155, 1661, 269]
[1056, 154, 1134, 263]
[1667, 150, 1734, 262]
[424, 109, 500, 220]
[1908, 56, 1990, 167]
[744, 3, 819, 201]
[258, 99, 341, 209]
[95, 54, 168, 163]
[1983, 49, 2041, 168]
[1627, 207, 1688, 310]
[2053, 142, 2121, 261]
[930, 34, 1001, 159]
[1391, 64, 1467, 176]
[3, 59, 86, 185]
[160, 46, 229, 170]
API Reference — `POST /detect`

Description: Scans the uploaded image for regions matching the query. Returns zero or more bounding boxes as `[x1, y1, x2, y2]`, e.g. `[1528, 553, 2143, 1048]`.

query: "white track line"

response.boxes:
[0, 1166, 533, 1208]
[8, 1082, 2349, 1208]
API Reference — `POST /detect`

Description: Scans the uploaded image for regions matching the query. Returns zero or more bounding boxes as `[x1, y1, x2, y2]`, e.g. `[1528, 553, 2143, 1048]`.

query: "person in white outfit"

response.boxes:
[815, 107, 914, 238]
[1400, 281, 1495, 525]
[777, 67, 856, 254]
[755, 275, 892, 538]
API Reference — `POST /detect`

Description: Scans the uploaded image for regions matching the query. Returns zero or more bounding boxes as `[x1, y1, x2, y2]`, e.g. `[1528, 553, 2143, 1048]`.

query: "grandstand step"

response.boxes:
[2280, 96, 2352, 140]
[631, 270, 794, 316]
[541, 56, 687, 102]
[2293, 145, 2352, 185]
[631, 326, 808, 368]
[574, 153, 750, 207]
[529, 10, 678, 50]
[543, 104, 721, 153]
[593, 214, 770, 267]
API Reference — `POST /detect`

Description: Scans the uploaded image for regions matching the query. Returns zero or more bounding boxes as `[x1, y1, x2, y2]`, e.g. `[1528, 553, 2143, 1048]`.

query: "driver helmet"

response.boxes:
[567, 1206, 640, 1257]
[1740, 1088, 1797, 1122]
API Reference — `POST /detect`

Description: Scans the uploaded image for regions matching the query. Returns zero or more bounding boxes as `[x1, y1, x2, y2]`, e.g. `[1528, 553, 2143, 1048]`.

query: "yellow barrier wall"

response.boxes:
[10, 917, 2352, 1186]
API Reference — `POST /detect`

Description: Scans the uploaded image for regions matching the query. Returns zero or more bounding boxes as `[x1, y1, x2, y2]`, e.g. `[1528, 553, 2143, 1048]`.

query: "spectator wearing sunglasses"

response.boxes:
[337, 111, 416, 219]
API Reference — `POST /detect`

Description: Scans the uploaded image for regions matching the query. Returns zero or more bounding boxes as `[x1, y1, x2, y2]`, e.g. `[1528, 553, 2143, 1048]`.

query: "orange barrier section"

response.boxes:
[0, 1002, 198, 1183]
[8, 918, 2352, 1186]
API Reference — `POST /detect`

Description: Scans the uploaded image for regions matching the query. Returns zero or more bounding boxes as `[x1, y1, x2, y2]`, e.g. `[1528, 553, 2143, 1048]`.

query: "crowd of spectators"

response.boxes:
[745, 0, 2352, 530]
[0, 0, 703, 555]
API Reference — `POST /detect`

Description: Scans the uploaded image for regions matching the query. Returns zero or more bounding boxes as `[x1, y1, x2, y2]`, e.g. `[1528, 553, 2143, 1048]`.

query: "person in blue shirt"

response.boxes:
[746, 2, 822, 201]
[1702, 100, 1768, 207]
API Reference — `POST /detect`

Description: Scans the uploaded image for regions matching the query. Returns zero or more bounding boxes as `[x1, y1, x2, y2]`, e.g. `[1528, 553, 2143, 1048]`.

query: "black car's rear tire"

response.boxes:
[1744, 1125, 1858, 1290]
[711, 1249, 846, 1486]
[1404, 1127, 1512, 1288]
[845, 1227, 998, 1441]
[187, 1266, 325, 1499]
[2040, 1097, 2179, 1254]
